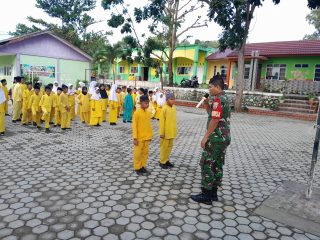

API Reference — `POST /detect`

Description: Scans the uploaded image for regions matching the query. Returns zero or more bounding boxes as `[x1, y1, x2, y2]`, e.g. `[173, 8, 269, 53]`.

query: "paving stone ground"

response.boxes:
[0, 106, 320, 240]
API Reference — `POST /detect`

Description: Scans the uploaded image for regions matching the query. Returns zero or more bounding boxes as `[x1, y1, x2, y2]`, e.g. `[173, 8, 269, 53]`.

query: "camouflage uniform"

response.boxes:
[200, 92, 231, 190]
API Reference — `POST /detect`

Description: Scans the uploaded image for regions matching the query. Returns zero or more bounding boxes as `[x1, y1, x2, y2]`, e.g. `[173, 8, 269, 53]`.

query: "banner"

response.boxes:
[21, 64, 55, 78]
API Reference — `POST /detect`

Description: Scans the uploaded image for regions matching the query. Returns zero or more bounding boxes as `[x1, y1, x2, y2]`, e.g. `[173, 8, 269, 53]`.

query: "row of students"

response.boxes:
[133, 92, 177, 175]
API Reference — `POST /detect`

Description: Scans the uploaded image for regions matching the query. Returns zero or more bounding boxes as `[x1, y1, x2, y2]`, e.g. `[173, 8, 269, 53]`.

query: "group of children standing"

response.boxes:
[0, 77, 178, 175]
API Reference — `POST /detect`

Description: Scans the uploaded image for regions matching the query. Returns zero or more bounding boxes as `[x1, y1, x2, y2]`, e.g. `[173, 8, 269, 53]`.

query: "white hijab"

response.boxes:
[0, 87, 5, 104]
[68, 83, 76, 95]
[89, 81, 97, 95]
[78, 82, 85, 91]
[52, 81, 59, 93]
[109, 84, 118, 102]
[91, 87, 101, 101]
[157, 93, 166, 106]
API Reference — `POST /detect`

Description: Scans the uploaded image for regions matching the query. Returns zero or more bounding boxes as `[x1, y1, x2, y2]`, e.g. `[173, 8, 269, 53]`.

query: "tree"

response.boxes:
[194, 39, 219, 48]
[200, 0, 320, 112]
[10, 0, 107, 56]
[304, 8, 320, 40]
[101, 0, 208, 86]
[94, 42, 126, 83]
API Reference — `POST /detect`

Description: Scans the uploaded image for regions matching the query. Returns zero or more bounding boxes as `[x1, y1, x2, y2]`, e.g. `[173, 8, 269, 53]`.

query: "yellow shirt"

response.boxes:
[22, 89, 33, 110]
[91, 99, 103, 118]
[68, 94, 75, 106]
[159, 103, 177, 139]
[53, 93, 60, 109]
[117, 93, 121, 105]
[39, 94, 54, 111]
[132, 93, 136, 106]
[1, 85, 8, 102]
[135, 93, 141, 109]
[79, 94, 90, 112]
[132, 108, 153, 141]
[59, 92, 70, 113]
[28, 93, 41, 113]
[13, 83, 23, 102]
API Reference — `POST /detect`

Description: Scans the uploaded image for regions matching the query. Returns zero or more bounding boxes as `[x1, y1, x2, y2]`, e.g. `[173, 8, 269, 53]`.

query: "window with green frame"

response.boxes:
[314, 64, 320, 81]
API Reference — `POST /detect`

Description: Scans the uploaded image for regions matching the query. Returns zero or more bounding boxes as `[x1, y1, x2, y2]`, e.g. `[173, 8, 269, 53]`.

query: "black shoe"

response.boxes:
[123, 120, 126, 123]
[12, 120, 16, 123]
[159, 163, 169, 169]
[45, 128, 50, 133]
[33, 122, 37, 126]
[53, 125, 57, 127]
[165, 161, 174, 168]
[135, 169, 144, 176]
[16, 119, 21, 122]
[128, 120, 132, 123]
[141, 167, 151, 176]
[190, 188, 218, 205]
[66, 128, 72, 130]
[82, 121, 85, 124]
[0, 132, 4, 135]
[22, 123, 27, 126]
[49, 122, 54, 124]
[37, 126, 41, 129]
[5, 114, 10, 116]
[61, 128, 66, 130]
[96, 124, 101, 127]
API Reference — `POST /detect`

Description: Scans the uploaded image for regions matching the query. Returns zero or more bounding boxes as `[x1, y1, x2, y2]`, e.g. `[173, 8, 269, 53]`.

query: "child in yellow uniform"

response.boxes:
[28, 85, 41, 128]
[120, 86, 127, 116]
[12, 76, 23, 122]
[1, 79, 9, 115]
[148, 90, 156, 118]
[0, 86, 5, 135]
[21, 82, 33, 125]
[79, 86, 90, 124]
[132, 88, 137, 108]
[54, 87, 62, 127]
[159, 92, 177, 169]
[39, 85, 54, 132]
[68, 83, 76, 121]
[132, 95, 153, 175]
[116, 87, 122, 117]
[155, 92, 165, 120]
[77, 82, 85, 117]
[109, 84, 118, 126]
[89, 87, 103, 126]
[99, 84, 108, 122]
[59, 85, 71, 130]
[106, 84, 111, 112]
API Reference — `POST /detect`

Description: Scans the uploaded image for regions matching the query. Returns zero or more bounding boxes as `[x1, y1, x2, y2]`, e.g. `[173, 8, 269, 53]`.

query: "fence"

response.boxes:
[260, 79, 320, 94]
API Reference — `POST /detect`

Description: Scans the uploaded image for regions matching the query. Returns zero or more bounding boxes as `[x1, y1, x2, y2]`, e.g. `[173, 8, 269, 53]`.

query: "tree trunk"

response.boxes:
[234, 44, 245, 112]
[158, 66, 164, 90]
[167, 47, 174, 87]
[112, 61, 116, 84]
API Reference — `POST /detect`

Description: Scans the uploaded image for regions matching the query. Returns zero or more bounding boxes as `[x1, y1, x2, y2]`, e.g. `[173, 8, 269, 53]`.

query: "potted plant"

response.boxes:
[308, 93, 316, 107]
[279, 94, 285, 103]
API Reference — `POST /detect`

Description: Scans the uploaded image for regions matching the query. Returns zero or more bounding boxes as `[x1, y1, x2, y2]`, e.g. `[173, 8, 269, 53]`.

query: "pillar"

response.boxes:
[15, 53, 21, 77]
[138, 63, 142, 80]
[192, 46, 199, 77]
[203, 51, 209, 83]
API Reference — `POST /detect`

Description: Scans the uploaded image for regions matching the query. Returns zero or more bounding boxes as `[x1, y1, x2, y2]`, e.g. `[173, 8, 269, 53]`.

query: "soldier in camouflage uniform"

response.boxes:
[191, 77, 231, 205]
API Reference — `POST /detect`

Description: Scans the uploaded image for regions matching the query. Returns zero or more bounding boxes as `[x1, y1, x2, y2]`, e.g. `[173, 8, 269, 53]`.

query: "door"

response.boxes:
[143, 67, 149, 81]
[197, 66, 204, 84]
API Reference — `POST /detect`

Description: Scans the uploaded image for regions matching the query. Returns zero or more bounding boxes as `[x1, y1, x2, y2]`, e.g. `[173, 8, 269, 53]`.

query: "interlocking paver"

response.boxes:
[0, 106, 319, 239]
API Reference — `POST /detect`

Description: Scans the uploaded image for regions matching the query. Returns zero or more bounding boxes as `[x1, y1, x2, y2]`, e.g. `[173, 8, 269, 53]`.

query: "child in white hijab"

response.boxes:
[89, 87, 102, 126]
[109, 84, 118, 125]
[0, 87, 6, 134]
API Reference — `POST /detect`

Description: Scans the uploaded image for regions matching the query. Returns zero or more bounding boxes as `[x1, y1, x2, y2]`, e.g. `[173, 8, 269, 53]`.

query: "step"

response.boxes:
[278, 106, 317, 114]
[284, 94, 310, 100]
[279, 103, 316, 110]
[283, 99, 318, 105]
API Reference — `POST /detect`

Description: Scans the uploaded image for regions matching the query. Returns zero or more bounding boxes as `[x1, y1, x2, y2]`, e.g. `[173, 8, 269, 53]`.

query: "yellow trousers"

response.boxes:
[102, 110, 107, 122]
[89, 116, 102, 126]
[0, 104, 5, 133]
[133, 140, 150, 170]
[70, 105, 75, 120]
[61, 112, 71, 129]
[50, 107, 55, 123]
[81, 112, 90, 124]
[160, 139, 174, 164]
[21, 109, 32, 124]
[4, 102, 8, 115]
[41, 108, 51, 129]
[55, 110, 61, 126]
[32, 111, 41, 127]
[12, 101, 22, 120]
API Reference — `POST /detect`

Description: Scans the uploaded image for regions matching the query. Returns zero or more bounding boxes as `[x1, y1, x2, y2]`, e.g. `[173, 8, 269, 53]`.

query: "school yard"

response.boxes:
[0, 107, 319, 240]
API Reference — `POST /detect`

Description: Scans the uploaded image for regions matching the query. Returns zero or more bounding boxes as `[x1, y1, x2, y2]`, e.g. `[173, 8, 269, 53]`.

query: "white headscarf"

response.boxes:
[0, 87, 5, 104]
[109, 84, 118, 102]
[89, 81, 97, 95]
[91, 87, 101, 101]
[77, 82, 85, 91]
[52, 81, 59, 93]
[157, 93, 166, 107]
[68, 83, 76, 95]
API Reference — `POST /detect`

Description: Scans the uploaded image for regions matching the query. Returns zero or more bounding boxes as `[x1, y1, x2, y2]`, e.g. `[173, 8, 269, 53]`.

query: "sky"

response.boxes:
[0, 0, 317, 44]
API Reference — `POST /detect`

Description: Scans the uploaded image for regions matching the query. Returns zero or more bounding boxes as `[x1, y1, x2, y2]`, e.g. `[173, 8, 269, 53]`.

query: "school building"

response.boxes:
[206, 40, 320, 91]
[112, 45, 214, 85]
[0, 31, 92, 87]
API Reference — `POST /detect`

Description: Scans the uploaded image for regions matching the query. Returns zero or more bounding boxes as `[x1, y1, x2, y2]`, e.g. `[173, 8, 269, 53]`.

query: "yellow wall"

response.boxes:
[198, 51, 206, 65]
[172, 49, 195, 61]
[118, 61, 130, 74]
[175, 58, 194, 76]
[207, 60, 229, 82]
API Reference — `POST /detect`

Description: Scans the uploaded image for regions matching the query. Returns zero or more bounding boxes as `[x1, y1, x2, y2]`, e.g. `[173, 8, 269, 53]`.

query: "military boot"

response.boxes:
[190, 188, 218, 205]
